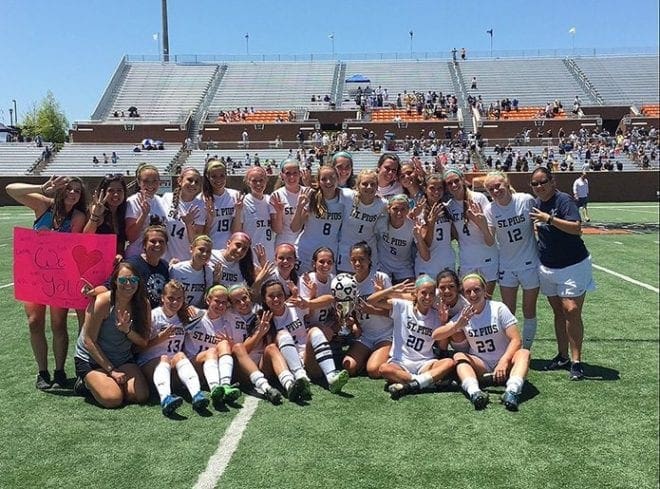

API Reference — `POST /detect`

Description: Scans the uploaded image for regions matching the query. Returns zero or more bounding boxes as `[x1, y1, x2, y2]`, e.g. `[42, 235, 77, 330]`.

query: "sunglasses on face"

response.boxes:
[530, 179, 550, 187]
[117, 276, 140, 285]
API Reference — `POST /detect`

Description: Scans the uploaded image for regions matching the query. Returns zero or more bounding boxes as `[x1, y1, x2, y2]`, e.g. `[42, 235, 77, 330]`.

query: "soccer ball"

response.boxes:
[331, 273, 357, 302]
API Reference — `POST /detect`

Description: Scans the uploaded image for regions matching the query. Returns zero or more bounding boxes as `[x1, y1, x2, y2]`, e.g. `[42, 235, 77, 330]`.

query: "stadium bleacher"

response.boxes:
[0, 142, 50, 175]
[41, 143, 180, 176]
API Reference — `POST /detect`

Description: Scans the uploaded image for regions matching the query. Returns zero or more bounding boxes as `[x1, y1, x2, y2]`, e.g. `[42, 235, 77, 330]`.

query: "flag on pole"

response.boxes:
[245, 33, 249, 39]
[569, 27, 576, 35]
[328, 33, 334, 40]
[152, 33, 159, 41]
[409, 30, 413, 38]
[486, 29, 493, 36]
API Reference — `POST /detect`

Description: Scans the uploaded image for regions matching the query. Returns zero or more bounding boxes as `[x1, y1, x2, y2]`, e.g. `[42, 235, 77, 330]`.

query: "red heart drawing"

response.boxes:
[72, 245, 103, 276]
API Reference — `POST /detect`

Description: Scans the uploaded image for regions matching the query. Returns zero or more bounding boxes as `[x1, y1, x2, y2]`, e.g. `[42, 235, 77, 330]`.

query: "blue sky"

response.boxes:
[1, 0, 658, 124]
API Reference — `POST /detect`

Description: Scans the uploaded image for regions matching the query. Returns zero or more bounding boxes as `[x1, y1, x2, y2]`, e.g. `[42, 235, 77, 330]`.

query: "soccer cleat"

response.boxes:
[191, 391, 210, 411]
[36, 371, 51, 390]
[388, 381, 421, 400]
[210, 385, 225, 405]
[73, 377, 90, 397]
[328, 370, 349, 394]
[161, 394, 183, 416]
[287, 378, 306, 402]
[479, 372, 495, 387]
[264, 386, 283, 405]
[570, 362, 585, 381]
[501, 391, 520, 411]
[222, 384, 242, 402]
[545, 354, 571, 371]
[52, 369, 68, 389]
[300, 377, 313, 400]
[470, 390, 490, 410]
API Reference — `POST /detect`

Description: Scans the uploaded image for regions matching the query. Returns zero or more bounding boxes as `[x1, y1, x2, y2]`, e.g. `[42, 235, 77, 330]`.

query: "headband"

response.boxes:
[280, 159, 300, 171]
[228, 283, 250, 295]
[206, 284, 229, 298]
[206, 160, 226, 171]
[231, 231, 252, 243]
[332, 151, 353, 163]
[443, 168, 464, 179]
[462, 273, 486, 287]
[388, 194, 409, 205]
[276, 243, 297, 255]
[192, 234, 213, 245]
[415, 274, 436, 288]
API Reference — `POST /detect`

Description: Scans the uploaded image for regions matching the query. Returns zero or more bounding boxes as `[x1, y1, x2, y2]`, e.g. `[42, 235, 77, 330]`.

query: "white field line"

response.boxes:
[0, 283, 14, 289]
[588, 205, 658, 209]
[593, 264, 659, 293]
[193, 395, 260, 489]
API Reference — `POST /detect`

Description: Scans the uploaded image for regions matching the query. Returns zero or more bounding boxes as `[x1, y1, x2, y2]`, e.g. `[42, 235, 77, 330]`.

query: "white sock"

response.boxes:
[153, 361, 172, 402]
[218, 354, 234, 386]
[278, 370, 294, 391]
[412, 372, 433, 389]
[277, 332, 306, 379]
[175, 357, 201, 396]
[203, 357, 220, 390]
[522, 318, 538, 349]
[461, 377, 481, 396]
[249, 370, 270, 394]
[309, 328, 337, 382]
[505, 375, 525, 395]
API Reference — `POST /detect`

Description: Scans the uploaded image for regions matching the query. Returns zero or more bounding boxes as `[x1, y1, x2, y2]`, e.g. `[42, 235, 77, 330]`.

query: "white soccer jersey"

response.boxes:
[242, 193, 276, 262]
[161, 192, 205, 262]
[298, 272, 334, 326]
[204, 188, 240, 249]
[296, 189, 352, 272]
[125, 193, 169, 257]
[272, 186, 307, 247]
[390, 299, 442, 363]
[169, 260, 214, 308]
[377, 181, 404, 200]
[415, 207, 456, 277]
[136, 307, 185, 365]
[229, 308, 265, 361]
[272, 305, 309, 352]
[210, 249, 245, 287]
[447, 192, 498, 270]
[376, 217, 416, 281]
[356, 270, 393, 338]
[337, 193, 387, 271]
[485, 193, 539, 272]
[183, 311, 227, 358]
[452, 300, 517, 367]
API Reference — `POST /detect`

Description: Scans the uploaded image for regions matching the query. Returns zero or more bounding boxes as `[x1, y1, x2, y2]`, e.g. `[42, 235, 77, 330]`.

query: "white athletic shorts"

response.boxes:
[388, 357, 437, 375]
[460, 261, 499, 283]
[356, 330, 392, 351]
[498, 266, 540, 289]
[539, 255, 596, 298]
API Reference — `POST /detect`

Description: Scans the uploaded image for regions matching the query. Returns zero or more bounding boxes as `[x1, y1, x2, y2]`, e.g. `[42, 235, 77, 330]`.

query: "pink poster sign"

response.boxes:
[13, 228, 116, 309]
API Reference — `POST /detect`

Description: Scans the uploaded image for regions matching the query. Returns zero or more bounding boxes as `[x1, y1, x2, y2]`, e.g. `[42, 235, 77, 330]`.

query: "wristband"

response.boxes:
[547, 215, 554, 226]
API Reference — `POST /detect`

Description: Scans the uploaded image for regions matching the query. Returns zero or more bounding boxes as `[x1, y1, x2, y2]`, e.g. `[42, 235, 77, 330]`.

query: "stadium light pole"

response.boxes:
[161, 0, 170, 62]
[9, 108, 13, 126]
[12, 99, 17, 125]
[487, 29, 493, 57]
[245, 33, 249, 56]
[329, 33, 335, 58]
[409, 30, 413, 59]
[569, 27, 576, 55]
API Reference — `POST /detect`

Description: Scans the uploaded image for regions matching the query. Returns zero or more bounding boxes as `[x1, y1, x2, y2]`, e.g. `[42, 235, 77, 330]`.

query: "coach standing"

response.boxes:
[529, 168, 595, 381]
[572, 172, 591, 223]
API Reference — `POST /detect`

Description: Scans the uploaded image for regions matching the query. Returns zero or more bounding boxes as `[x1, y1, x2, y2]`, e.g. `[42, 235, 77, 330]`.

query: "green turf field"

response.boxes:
[0, 203, 658, 489]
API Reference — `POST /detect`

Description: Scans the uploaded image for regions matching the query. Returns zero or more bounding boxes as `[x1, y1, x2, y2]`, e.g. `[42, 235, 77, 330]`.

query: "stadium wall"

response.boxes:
[70, 124, 189, 143]
[0, 172, 657, 206]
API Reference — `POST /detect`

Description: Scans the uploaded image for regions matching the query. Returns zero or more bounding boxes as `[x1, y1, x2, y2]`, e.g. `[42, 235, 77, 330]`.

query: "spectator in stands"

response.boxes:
[297, 129, 306, 148]
[6, 176, 89, 390]
[274, 135, 283, 148]
[133, 144, 141, 153]
[573, 96, 581, 114]
[111, 151, 119, 165]
[84, 173, 128, 256]
[471, 77, 477, 90]
[461, 48, 466, 60]
[103, 153, 109, 165]
[93, 156, 99, 165]
[128, 106, 139, 118]
[242, 129, 249, 147]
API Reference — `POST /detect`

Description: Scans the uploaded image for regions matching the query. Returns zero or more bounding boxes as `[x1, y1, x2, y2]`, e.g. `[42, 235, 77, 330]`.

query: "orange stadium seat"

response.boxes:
[641, 104, 660, 118]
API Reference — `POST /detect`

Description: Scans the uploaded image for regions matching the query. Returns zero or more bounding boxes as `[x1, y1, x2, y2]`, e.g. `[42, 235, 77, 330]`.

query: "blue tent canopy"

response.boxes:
[345, 73, 370, 83]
